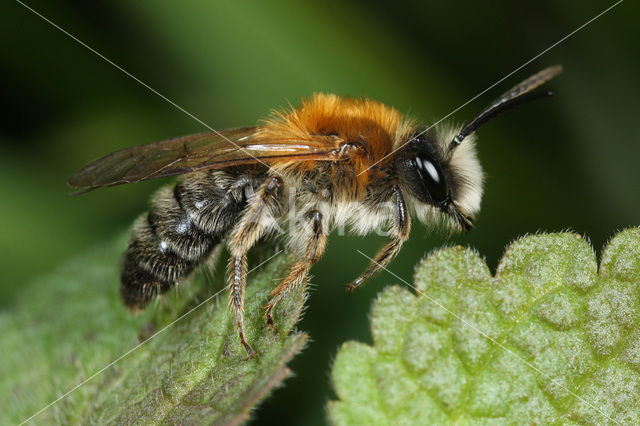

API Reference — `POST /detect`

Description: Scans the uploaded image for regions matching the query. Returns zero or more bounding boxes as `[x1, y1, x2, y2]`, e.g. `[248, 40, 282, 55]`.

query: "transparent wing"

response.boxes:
[67, 127, 342, 191]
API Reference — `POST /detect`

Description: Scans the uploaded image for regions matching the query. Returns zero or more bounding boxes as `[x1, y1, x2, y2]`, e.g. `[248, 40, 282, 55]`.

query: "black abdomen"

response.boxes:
[120, 169, 259, 310]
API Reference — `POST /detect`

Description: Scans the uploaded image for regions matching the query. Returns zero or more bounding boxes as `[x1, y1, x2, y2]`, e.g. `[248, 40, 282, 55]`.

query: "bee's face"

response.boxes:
[396, 134, 450, 206]
[395, 129, 482, 232]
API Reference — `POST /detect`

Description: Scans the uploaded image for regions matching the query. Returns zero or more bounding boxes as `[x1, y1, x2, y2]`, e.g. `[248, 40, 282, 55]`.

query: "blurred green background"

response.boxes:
[2, 0, 638, 424]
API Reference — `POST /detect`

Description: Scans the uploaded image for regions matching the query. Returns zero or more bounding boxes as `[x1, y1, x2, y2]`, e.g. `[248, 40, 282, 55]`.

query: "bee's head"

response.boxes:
[395, 65, 562, 232]
[395, 128, 482, 232]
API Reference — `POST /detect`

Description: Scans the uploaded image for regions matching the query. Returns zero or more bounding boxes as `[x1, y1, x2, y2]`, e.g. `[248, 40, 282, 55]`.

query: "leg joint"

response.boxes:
[265, 176, 283, 194]
[304, 210, 323, 234]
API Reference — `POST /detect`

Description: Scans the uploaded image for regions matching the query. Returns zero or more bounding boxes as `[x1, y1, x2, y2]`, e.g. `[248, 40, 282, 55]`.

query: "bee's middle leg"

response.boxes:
[265, 210, 326, 328]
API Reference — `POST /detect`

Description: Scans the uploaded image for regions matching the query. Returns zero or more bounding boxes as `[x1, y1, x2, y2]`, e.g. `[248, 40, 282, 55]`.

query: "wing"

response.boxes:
[67, 127, 344, 192]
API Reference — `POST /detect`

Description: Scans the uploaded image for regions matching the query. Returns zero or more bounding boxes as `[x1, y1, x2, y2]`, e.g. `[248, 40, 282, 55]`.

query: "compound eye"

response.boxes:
[415, 156, 448, 203]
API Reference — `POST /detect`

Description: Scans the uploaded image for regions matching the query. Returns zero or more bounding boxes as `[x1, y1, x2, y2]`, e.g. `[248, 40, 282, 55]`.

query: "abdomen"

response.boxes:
[120, 168, 263, 310]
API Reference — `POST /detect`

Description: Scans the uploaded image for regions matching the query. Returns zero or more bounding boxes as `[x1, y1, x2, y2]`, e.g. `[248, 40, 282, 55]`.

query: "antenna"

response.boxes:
[450, 65, 563, 149]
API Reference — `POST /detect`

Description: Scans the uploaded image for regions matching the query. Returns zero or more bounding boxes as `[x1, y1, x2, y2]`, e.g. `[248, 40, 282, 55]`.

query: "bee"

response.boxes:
[68, 66, 561, 357]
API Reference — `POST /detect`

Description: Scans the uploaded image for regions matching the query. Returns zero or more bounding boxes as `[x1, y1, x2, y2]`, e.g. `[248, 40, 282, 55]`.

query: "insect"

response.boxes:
[68, 65, 561, 357]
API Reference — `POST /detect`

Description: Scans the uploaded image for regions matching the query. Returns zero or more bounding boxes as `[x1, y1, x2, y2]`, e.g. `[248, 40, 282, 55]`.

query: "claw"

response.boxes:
[344, 277, 363, 294]
[264, 304, 277, 332]
[243, 343, 255, 359]
[344, 283, 357, 293]
[238, 330, 255, 358]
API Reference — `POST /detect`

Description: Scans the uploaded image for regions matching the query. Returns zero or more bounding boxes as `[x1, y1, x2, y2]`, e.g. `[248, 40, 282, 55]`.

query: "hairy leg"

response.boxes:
[265, 210, 326, 328]
[227, 176, 283, 356]
[345, 186, 410, 292]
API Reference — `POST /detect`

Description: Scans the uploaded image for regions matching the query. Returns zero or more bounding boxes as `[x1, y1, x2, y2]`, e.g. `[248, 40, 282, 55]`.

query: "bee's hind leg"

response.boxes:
[228, 176, 284, 357]
[265, 210, 326, 329]
[229, 253, 252, 356]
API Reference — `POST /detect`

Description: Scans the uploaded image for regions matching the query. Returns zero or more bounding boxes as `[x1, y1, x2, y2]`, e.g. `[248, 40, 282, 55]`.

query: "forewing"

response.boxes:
[67, 127, 341, 191]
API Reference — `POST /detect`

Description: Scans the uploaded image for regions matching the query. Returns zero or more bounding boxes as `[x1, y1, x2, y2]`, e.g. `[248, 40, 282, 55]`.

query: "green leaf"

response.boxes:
[1, 233, 306, 425]
[329, 228, 640, 425]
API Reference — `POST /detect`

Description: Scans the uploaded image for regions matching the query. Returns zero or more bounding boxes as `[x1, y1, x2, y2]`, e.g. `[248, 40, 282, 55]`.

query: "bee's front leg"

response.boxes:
[227, 176, 283, 357]
[265, 210, 326, 329]
[345, 186, 410, 293]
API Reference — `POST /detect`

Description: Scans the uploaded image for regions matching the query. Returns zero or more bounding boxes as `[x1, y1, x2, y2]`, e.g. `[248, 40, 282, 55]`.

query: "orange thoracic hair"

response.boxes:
[258, 93, 416, 187]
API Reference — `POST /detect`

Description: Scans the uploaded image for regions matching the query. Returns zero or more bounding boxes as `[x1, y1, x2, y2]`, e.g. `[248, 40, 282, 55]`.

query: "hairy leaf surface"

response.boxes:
[1, 234, 305, 425]
[329, 229, 640, 425]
